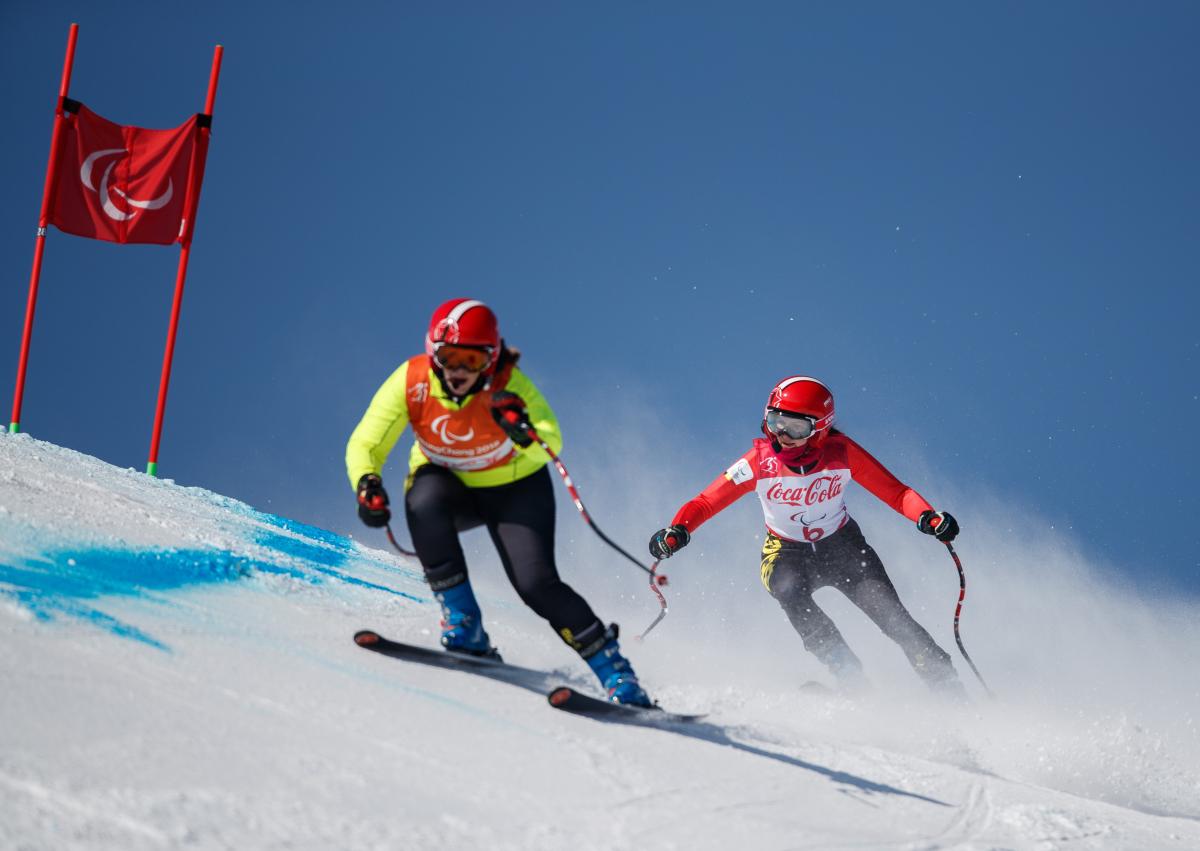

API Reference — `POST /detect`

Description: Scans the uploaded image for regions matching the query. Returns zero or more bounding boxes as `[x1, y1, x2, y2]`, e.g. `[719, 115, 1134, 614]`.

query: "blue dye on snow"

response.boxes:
[0, 548, 259, 650]
[244, 506, 427, 595]
[9, 589, 170, 651]
[254, 528, 425, 599]
[0, 520, 424, 648]
[250, 510, 360, 555]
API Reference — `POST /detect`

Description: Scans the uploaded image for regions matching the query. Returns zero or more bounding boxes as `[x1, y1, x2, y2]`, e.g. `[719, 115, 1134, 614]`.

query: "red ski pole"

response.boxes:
[501, 411, 670, 638]
[943, 542, 994, 698]
[639, 561, 669, 639]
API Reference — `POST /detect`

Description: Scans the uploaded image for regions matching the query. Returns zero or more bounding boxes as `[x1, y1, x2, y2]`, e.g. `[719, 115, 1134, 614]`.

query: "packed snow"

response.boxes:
[2, 430, 1198, 849]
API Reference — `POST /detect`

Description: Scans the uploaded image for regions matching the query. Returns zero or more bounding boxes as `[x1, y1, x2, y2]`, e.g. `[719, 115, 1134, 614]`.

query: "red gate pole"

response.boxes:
[146, 44, 223, 476]
[9, 23, 79, 434]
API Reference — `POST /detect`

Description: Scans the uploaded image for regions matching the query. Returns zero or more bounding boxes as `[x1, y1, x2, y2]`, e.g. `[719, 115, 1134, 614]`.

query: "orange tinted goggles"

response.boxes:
[433, 344, 492, 372]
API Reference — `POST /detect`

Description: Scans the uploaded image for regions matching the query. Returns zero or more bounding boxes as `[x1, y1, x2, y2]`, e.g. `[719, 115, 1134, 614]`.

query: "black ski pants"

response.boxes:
[404, 464, 605, 652]
[761, 520, 957, 686]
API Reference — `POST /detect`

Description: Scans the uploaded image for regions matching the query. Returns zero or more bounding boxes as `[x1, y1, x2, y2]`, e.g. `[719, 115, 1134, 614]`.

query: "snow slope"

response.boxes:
[2, 431, 1198, 850]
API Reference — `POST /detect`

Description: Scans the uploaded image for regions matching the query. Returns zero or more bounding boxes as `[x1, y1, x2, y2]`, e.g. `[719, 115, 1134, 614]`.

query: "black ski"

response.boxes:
[355, 631, 704, 722]
[354, 630, 560, 692]
[547, 685, 705, 724]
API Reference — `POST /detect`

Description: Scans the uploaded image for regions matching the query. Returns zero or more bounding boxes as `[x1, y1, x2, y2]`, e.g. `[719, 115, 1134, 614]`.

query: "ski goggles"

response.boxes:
[432, 344, 493, 372]
[764, 409, 820, 440]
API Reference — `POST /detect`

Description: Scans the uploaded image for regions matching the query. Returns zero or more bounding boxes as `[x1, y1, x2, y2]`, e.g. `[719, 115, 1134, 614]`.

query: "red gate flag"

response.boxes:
[49, 101, 209, 245]
[11, 23, 224, 477]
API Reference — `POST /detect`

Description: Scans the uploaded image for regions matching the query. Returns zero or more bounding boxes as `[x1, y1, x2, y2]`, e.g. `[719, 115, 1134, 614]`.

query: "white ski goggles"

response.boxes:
[765, 409, 820, 440]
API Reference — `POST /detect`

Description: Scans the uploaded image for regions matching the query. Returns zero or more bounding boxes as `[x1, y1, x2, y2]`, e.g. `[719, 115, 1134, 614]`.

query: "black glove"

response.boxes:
[356, 473, 391, 528]
[649, 524, 691, 560]
[489, 391, 535, 447]
[917, 510, 959, 543]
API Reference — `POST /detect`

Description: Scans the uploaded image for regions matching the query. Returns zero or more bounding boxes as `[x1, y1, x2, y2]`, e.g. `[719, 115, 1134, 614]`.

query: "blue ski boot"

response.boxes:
[435, 581, 497, 658]
[584, 624, 652, 707]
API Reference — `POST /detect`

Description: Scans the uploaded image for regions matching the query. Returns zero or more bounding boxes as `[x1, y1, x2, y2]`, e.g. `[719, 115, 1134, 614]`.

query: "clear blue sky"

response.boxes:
[3, 3, 1197, 594]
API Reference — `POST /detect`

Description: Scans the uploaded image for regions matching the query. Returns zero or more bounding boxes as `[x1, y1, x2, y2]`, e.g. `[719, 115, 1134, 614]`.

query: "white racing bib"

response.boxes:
[755, 465, 851, 543]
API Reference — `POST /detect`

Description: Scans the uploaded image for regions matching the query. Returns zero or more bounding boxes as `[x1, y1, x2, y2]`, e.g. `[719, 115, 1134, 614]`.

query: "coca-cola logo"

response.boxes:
[765, 475, 844, 507]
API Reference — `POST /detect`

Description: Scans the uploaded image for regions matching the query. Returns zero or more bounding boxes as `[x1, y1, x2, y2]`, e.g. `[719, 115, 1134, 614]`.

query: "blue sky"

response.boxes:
[2, 3, 1197, 594]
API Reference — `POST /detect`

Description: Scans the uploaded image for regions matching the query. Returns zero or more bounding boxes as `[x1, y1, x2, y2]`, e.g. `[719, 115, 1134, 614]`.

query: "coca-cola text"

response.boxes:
[765, 476, 844, 506]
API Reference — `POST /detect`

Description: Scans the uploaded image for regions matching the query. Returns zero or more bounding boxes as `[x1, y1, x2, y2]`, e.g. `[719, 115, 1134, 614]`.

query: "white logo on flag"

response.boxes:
[80, 148, 174, 222]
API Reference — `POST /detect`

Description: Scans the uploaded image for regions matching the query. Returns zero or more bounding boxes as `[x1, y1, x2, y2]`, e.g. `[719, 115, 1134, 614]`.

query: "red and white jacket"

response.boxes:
[671, 434, 933, 544]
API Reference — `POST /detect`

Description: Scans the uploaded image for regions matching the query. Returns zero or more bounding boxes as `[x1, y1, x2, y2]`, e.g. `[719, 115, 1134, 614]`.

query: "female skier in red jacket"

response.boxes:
[649, 376, 966, 698]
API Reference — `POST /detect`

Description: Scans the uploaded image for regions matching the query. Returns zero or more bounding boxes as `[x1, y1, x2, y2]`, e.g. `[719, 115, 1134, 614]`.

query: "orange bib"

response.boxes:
[404, 355, 517, 473]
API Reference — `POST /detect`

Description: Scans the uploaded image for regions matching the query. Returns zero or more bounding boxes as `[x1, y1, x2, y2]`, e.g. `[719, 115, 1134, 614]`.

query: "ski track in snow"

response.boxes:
[2, 431, 1199, 850]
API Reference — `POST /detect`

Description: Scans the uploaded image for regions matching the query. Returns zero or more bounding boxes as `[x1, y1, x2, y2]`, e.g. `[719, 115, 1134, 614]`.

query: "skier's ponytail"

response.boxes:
[494, 342, 521, 370]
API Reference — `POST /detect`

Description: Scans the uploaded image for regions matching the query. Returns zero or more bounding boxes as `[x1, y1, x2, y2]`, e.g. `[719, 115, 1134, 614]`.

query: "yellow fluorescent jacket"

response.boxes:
[345, 355, 563, 490]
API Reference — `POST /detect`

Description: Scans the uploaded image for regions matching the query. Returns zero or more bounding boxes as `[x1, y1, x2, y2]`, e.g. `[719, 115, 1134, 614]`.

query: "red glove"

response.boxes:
[489, 391, 535, 447]
[356, 474, 391, 528]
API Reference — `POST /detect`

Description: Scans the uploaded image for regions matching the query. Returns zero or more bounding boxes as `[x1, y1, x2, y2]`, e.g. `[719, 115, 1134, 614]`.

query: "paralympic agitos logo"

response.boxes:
[431, 414, 475, 445]
[765, 476, 844, 507]
[81, 148, 174, 222]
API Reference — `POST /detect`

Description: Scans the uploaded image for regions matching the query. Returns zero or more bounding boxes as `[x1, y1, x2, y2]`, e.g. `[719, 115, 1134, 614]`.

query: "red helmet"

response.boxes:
[424, 298, 501, 372]
[762, 376, 835, 446]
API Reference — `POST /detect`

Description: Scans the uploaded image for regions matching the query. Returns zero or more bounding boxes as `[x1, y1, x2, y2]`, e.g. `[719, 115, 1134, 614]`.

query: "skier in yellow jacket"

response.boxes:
[346, 298, 651, 706]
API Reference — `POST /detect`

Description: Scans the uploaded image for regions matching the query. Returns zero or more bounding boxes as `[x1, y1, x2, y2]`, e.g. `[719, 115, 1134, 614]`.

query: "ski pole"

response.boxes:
[639, 561, 669, 640]
[360, 485, 417, 559]
[535, 433, 670, 640]
[355, 477, 417, 556]
[537, 432, 671, 640]
[502, 411, 670, 637]
[385, 523, 416, 558]
[943, 541, 994, 698]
